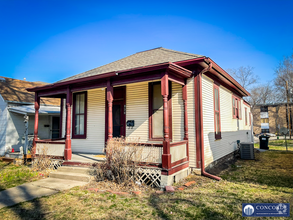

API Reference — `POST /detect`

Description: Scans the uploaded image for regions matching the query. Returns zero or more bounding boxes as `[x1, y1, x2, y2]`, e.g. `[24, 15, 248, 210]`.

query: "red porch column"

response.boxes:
[33, 93, 40, 154]
[182, 82, 189, 160]
[107, 80, 114, 140]
[64, 88, 72, 160]
[161, 73, 171, 169]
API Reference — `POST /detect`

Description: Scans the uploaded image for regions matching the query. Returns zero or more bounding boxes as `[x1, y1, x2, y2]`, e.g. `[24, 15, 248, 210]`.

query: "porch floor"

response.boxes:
[70, 153, 106, 163]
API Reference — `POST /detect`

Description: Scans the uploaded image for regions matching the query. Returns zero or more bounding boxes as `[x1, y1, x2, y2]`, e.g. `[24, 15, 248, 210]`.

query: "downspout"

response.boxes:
[196, 61, 221, 181]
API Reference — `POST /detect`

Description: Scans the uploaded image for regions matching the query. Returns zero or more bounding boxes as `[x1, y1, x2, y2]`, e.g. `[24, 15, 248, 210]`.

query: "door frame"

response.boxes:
[105, 86, 126, 143]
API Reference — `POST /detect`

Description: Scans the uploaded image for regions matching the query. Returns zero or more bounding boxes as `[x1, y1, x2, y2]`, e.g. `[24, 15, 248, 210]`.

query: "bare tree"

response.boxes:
[227, 66, 259, 90]
[247, 83, 276, 109]
[274, 53, 293, 102]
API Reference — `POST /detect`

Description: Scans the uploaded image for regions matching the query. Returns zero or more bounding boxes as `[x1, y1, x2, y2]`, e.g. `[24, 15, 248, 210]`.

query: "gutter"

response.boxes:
[196, 61, 221, 181]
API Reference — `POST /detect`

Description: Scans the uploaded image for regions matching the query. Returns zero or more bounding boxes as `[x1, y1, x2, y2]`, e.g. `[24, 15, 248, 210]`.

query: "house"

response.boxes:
[252, 102, 292, 135]
[0, 76, 60, 156]
[27, 47, 253, 185]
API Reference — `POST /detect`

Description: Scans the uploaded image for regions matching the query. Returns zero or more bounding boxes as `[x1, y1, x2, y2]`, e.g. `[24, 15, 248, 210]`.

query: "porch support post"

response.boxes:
[161, 73, 171, 169]
[182, 81, 189, 160]
[107, 80, 114, 140]
[33, 93, 40, 154]
[64, 87, 72, 160]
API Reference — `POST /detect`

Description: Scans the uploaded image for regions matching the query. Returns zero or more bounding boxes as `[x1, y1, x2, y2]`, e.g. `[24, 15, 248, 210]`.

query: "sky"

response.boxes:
[0, 0, 293, 85]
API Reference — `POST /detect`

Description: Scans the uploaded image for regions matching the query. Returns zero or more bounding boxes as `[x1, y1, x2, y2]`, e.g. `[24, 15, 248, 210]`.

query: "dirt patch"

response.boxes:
[206, 158, 238, 175]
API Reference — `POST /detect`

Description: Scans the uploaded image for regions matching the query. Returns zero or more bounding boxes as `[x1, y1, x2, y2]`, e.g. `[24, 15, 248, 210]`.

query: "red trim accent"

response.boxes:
[194, 72, 202, 168]
[72, 91, 87, 139]
[148, 81, 172, 141]
[59, 98, 63, 138]
[36, 140, 65, 144]
[27, 62, 192, 93]
[107, 80, 113, 140]
[245, 107, 248, 125]
[182, 81, 189, 161]
[168, 72, 185, 85]
[243, 100, 251, 107]
[64, 87, 72, 160]
[213, 84, 221, 140]
[33, 93, 40, 155]
[232, 95, 241, 119]
[161, 161, 189, 175]
[171, 157, 188, 167]
[194, 66, 221, 181]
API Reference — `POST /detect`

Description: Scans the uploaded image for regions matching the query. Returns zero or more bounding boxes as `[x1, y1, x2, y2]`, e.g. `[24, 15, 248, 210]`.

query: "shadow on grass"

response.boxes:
[0, 184, 47, 220]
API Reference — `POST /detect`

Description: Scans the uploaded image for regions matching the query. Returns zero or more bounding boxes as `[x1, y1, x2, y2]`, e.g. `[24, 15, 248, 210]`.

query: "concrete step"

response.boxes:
[49, 171, 91, 182]
[57, 166, 92, 175]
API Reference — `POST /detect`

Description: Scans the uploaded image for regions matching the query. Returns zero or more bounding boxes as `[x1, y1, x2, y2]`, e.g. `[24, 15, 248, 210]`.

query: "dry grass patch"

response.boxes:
[0, 160, 39, 191]
[1, 151, 293, 219]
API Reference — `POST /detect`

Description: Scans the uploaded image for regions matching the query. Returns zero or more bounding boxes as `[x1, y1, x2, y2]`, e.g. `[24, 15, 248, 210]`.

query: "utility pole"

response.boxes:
[286, 81, 291, 139]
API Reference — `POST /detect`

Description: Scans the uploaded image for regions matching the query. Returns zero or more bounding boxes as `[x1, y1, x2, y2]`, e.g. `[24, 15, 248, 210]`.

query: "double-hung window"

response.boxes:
[214, 84, 221, 139]
[245, 107, 248, 125]
[149, 82, 172, 140]
[72, 92, 87, 139]
[232, 96, 241, 119]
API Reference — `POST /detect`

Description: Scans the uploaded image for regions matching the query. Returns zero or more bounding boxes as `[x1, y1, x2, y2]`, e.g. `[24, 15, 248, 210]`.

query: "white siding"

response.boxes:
[172, 82, 184, 142]
[0, 95, 7, 155]
[202, 74, 252, 167]
[186, 77, 197, 167]
[125, 81, 149, 142]
[71, 88, 105, 153]
[6, 112, 51, 151]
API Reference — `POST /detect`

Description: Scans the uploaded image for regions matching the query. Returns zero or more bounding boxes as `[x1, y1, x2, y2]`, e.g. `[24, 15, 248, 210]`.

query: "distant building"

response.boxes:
[252, 103, 293, 134]
[0, 76, 60, 155]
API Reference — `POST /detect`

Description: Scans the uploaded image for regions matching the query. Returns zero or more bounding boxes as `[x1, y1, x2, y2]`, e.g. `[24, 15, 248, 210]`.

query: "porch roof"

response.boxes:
[26, 47, 250, 97]
[8, 105, 60, 115]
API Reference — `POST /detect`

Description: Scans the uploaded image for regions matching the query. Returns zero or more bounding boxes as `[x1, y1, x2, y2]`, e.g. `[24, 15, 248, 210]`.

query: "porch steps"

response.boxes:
[49, 167, 93, 182]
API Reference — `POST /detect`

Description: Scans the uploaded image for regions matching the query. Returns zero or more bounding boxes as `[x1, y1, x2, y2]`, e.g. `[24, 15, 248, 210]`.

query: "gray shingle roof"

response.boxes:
[58, 47, 204, 83]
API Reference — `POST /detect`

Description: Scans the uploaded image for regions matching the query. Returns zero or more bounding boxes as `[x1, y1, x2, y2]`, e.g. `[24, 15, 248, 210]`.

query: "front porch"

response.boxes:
[28, 62, 193, 185]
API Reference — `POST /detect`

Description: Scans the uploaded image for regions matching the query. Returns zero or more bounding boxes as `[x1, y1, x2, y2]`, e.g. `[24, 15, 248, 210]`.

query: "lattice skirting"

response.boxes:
[33, 158, 64, 170]
[135, 167, 161, 188]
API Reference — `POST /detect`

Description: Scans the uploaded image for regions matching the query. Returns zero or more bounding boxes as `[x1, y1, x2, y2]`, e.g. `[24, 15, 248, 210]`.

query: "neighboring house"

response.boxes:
[252, 103, 292, 135]
[27, 47, 252, 185]
[0, 76, 60, 155]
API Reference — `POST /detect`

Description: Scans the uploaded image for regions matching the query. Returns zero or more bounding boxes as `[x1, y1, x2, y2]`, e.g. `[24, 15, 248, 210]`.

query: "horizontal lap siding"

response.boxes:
[0, 97, 7, 155]
[172, 82, 184, 142]
[187, 77, 196, 167]
[126, 82, 149, 142]
[202, 75, 252, 167]
[71, 88, 105, 153]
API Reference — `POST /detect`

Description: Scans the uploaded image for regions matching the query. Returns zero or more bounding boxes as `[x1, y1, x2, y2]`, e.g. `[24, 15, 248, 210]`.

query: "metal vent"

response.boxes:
[240, 142, 255, 160]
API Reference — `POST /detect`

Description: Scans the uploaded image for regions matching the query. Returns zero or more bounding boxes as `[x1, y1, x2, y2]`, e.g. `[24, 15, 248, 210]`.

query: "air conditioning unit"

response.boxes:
[240, 142, 255, 160]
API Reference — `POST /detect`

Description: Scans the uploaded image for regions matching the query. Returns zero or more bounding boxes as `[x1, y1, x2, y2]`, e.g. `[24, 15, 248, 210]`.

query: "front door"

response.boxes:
[52, 116, 60, 139]
[113, 100, 125, 137]
[105, 86, 126, 139]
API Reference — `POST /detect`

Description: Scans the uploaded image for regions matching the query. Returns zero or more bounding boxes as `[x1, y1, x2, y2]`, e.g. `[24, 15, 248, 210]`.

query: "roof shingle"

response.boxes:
[0, 76, 60, 106]
[58, 47, 204, 83]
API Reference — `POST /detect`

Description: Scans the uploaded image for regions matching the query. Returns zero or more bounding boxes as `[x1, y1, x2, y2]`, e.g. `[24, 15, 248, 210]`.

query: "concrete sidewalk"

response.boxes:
[0, 178, 88, 209]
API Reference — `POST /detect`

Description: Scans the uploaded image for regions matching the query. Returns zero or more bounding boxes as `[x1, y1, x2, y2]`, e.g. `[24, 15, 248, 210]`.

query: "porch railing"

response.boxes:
[35, 139, 65, 158]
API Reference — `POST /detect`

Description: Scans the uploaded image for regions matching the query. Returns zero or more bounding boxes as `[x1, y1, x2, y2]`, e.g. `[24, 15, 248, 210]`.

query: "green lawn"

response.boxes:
[255, 139, 293, 151]
[0, 160, 39, 191]
[1, 151, 293, 219]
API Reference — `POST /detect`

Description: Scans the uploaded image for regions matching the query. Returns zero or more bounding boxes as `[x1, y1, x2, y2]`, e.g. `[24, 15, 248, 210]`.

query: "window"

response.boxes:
[232, 96, 241, 119]
[149, 82, 172, 140]
[245, 107, 248, 125]
[249, 112, 252, 126]
[214, 84, 221, 139]
[261, 129, 269, 133]
[261, 118, 269, 123]
[72, 92, 87, 139]
[260, 106, 268, 112]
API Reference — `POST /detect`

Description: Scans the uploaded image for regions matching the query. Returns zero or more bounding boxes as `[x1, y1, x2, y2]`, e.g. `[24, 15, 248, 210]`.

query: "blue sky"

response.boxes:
[0, 0, 292, 84]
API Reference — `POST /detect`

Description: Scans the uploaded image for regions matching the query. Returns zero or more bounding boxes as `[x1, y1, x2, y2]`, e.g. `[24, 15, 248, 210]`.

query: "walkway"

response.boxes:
[0, 178, 88, 209]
